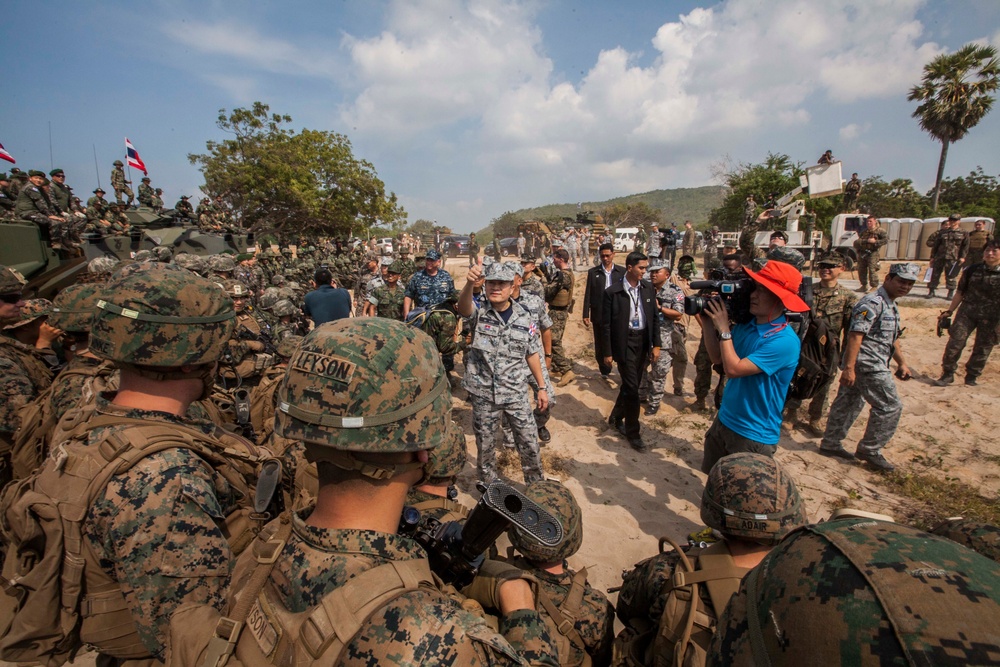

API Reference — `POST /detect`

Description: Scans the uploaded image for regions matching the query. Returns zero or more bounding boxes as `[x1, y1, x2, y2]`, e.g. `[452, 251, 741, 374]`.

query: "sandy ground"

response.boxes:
[18, 253, 997, 666]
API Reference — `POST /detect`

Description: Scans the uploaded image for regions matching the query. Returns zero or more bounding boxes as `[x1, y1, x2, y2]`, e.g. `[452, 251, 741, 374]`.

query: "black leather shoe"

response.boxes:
[644, 405, 659, 416]
[856, 451, 895, 472]
[629, 436, 649, 452]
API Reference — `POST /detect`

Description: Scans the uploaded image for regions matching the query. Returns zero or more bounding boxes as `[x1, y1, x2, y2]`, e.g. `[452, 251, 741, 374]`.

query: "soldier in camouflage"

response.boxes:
[639, 259, 685, 415]
[546, 248, 576, 386]
[167, 318, 559, 666]
[616, 453, 807, 667]
[459, 260, 548, 484]
[403, 248, 455, 316]
[404, 420, 473, 525]
[15, 170, 65, 242]
[965, 219, 994, 267]
[820, 263, 915, 472]
[137, 176, 153, 207]
[365, 260, 406, 319]
[784, 251, 858, 435]
[505, 480, 615, 667]
[220, 280, 275, 385]
[926, 213, 970, 299]
[935, 239, 1000, 387]
[110, 159, 133, 205]
[520, 254, 547, 301]
[174, 194, 195, 220]
[509, 261, 556, 443]
[931, 517, 1000, 563]
[843, 172, 862, 211]
[354, 256, 380, 317]
[853, 214, 888, 293]
[710, 518, 1000, 666]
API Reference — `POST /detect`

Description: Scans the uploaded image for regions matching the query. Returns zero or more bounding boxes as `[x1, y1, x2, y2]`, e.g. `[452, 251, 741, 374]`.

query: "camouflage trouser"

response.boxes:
[500, 367, 554, 442]
[785, 369, 837, 422]
[928, 257, 961, 291]
[821, 370, 902, 455]
[549, 309, 572, 374]
[470, 394, 543, 485]
[639, 347, 672, 410]
[856, 254, 880, 289]
[694, 338, 726, 407]
[114, 186, 134, 205]
[942, 311, 999, 381]
[671, 328, 688, 393]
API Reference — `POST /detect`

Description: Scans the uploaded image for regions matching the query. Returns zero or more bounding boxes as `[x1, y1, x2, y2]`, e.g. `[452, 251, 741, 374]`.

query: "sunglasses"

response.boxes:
[0, 293, 24, 304]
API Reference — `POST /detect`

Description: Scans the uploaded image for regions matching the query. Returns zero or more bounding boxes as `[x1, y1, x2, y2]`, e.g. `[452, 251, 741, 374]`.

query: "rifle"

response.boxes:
[401, 479, 563, 588]
[235, 324, 279, 357]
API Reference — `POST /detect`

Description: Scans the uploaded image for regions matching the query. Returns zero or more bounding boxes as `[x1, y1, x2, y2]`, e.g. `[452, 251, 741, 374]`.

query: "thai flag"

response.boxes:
[125, 137, 147, 174]
[0, 142, 14, 165]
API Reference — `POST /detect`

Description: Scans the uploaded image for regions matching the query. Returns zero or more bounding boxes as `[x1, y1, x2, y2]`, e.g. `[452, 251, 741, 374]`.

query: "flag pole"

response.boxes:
[93, 144, 101, 189]
[48, 121, 54, 170]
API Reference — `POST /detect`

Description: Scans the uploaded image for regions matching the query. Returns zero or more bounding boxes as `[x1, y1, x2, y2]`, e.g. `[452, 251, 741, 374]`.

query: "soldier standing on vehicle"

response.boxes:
[820, 263, 915, 472]
[966, 218, 994, 267]
[110, 159, 133, 205]
[844, 172, 862, 211]
[935, 239, 1000, 387]
[926, 213, 970, 300]
[137, 176, 154, 206]
[853, 214, 888, 293]
[459, 260, 548, 485]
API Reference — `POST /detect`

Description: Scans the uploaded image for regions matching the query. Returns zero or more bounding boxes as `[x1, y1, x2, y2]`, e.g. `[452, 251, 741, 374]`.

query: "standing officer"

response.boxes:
[820, 263, 916, 471]
[844, 172, 862, 211]
[966, 218, 994, 267]
[639, 258, 684, 416]
[603, 251, 661, 452]
[926, 213, 970, 299]
[853, 214, 888, 293]
[935, 239, 1000, 387]
[459, 260, 548, 485]
[582, 242, 625, 385]
[403, 248, 454, 317]
[545, 248, 576, 387]
[468, 231, 481, 267]
[110, 159, 133, 205]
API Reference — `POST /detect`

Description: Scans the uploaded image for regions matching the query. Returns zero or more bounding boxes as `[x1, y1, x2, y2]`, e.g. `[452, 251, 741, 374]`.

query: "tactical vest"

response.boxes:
[548, 273, 574, 308]
[0, 414, 277, 664]
[166, 514, 442, 667]
[613, 538, 749, 667]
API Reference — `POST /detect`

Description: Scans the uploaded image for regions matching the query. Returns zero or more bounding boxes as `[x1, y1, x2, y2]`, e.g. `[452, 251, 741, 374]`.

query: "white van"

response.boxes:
[614, 227, 639, 252]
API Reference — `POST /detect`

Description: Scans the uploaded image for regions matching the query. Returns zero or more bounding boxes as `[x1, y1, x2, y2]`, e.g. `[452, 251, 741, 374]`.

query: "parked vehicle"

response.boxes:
[376, 237, 394, 254]
[442, 235, 471, 257]
[614, 227, 639, 252]
[499, 237, 520, 256]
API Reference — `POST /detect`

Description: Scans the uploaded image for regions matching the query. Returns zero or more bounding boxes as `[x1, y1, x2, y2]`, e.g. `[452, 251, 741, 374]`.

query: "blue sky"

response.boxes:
[4, 0, 1000, 233]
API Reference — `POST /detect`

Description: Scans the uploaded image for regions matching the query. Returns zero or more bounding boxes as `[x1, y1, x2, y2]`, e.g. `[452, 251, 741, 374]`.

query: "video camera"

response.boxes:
[401, 479, 563, 588]
[684, 268, 754, 324]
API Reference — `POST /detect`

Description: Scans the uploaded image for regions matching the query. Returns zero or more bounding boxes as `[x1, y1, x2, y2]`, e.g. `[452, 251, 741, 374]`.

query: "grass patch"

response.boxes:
[882, 470, 1000, 530]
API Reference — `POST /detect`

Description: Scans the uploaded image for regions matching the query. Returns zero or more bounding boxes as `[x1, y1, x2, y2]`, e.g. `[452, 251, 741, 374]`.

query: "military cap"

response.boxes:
[9, 168, 22, 176]
[87, 256, 118, 275]
[484, 261, 516, 282]
[93, 187, 105, 194]
[90, 264, 235, 368]
[207, 254, 237, 273]
[28, 169, 45, 178]
[701, 453, 807, 544]
[948, 212, 961, 221]
[49, 283, 102, 333]
[647, 258, 667, 271]
[49, 168, 64, 177]
[379, 256, 394, 267]
[155, 188, 163, 194]
[520, 253, 536, 263]
[3, 298, 51, 330]
[113, 160, 124, 167]
[0, 265, 27, 295]
[425, 420, 468, 482]
[0, 174, 7, 181]
[710, 519, 1000, 666]
[387, 261, 405, 274]
[816, 250, 847, 267]
[504, 260, 523, 278]
[425, 249, 442, 260]
[889, 262, 919, 281]
[275, 318, 451, 457]
[509, 480, 582, 563]
[769, 229, 788, 242]
[141, 177, 150, 182]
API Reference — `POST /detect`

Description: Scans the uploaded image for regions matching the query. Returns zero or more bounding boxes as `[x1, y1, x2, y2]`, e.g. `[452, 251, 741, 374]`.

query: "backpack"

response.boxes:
[613, 537, 749, 667]
[0, 414, 278, 665]
[787, 315, 839, 401]
[165, 514, 441, 667]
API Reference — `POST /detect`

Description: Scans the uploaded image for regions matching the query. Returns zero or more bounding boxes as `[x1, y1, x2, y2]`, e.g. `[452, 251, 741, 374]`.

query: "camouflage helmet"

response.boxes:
[3, 298, 51, 330]
[509, 480, 582, 563]
[271, 299, 298, 317]
[701, 453, 807, 544]
[133, 249, 154, 263]
[709, 519, 1000, 666]
[271, 274, 286, 285]
[387, 261, 405, 275]
[0, 265, 27, 295]
[173, 253, 206, 275]
[677, 254, 698, 279]
[931, 518, 1000, 563]
[48, 283, 102, 333]
[152, 245, 173, 263]
[90, 264, 236, 368]
[258, 289, 281, 311]
[276, 334, 302, 360]
[425, 420, 467, 482]
[765, 245, 806, 272]
[113, 160, 124, 167]
[87, 256, 119, 277]
[275, 318, 451, 456]
[207, 254, 237, 273]
[221, 279, 252, 298]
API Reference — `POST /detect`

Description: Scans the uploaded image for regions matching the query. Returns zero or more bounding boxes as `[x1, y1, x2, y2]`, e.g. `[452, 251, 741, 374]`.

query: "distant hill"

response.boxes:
[511, 185, 727, 225]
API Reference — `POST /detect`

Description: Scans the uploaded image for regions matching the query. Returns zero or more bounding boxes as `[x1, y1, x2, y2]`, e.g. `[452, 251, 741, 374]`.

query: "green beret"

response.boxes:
[28, 169, 46, 177]
[0, 174, 7, 181]
[49, 169, 64, 176]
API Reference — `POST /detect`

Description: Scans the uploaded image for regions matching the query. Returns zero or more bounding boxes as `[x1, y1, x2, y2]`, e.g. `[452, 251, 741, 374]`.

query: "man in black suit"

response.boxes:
[582, 242, 626, 384]
[602, 251, 662, 451]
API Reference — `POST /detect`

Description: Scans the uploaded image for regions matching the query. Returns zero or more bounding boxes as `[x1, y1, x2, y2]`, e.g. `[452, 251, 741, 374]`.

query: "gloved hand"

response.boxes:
[461, 559, 540, 613]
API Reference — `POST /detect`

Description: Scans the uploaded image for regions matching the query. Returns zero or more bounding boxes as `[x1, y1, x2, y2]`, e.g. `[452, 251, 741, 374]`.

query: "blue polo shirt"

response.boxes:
[717, 316, 800, 445]
[303, 285, 352, 326]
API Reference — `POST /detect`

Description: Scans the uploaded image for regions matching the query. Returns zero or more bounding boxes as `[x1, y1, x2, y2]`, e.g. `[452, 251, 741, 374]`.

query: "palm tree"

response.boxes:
[908, 44, 999, 211]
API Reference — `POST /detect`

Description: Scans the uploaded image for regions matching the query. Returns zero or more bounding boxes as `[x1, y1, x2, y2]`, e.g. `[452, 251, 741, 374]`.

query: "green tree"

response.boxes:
[856, 176, 928, 219]
[489, 211, 523, 239]
[407, 219, 436, 237]
[908, 44, 1000, 211]
[601, 201, 661, 229]
[934, 167, 1000, 220]
[708, 153, 802, 231]
[189, 102, 405, 236]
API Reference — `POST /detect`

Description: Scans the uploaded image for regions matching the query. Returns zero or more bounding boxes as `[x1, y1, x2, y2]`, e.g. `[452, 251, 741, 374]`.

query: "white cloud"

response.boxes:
[839, 122, 872, 141]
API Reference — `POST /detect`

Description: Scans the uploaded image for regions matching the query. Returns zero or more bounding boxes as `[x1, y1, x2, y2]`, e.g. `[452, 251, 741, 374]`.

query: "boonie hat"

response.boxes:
[742, 260, 810, 312]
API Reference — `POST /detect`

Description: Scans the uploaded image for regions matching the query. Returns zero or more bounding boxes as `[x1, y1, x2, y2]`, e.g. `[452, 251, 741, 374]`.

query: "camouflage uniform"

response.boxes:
[522, 271, 546, 301]
[137, 180, 153, 206]
[853, 225, 888, 290]
[404, 266, 455, 309]
[368, 283, 406, 320]
[966, 227, 994, 267]
[634, 228, 647, 255]
[354, 267, 380, 317]
[931, 518, 1000, 563]
[821, 285, 903, 459]
[843, 175, 862, 210]
[0, 335, 53, 475]
[940, 261, 1000, 383]
[110, 163, 133, 205]
[693, 336, 725, 409]
[174, 197, 194, 220]
[639, 280, 684, 411]
[464, 297, 545, 484]
[15, 180, 61, 238]
[927, 223, 970, 294]
[545, 267, 574, 375]
[671, 326, 688, 394]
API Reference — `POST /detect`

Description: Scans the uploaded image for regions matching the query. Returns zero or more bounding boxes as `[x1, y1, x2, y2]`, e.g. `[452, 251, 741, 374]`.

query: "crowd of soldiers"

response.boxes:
[0, 202, 997, 666]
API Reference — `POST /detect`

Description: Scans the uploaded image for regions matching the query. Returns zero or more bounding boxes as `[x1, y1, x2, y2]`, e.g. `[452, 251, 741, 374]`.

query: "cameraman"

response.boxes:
[699, 260, 810, 473]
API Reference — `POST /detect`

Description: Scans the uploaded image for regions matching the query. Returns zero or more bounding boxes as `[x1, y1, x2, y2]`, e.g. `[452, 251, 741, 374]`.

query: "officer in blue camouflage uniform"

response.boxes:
[167, 318, 559, 666]
[403, 248, 455, 316]
[639, 258, 685, 415]
[459, 260, 548, 484]
[507, 261, 556, 443]
[820, 263, 915, 472]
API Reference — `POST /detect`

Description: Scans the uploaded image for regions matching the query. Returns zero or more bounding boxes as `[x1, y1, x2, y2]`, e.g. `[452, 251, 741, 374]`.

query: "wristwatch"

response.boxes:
[718, 331, 733, 341]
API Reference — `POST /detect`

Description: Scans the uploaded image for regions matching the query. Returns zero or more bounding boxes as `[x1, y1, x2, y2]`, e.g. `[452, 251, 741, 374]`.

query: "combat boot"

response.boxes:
[946, 289, 955, 300]
[806, 418, 826, 438]
[689, 397, 708, 412]
[926, 288, 936, 299]
[934, 373, 954, 386]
